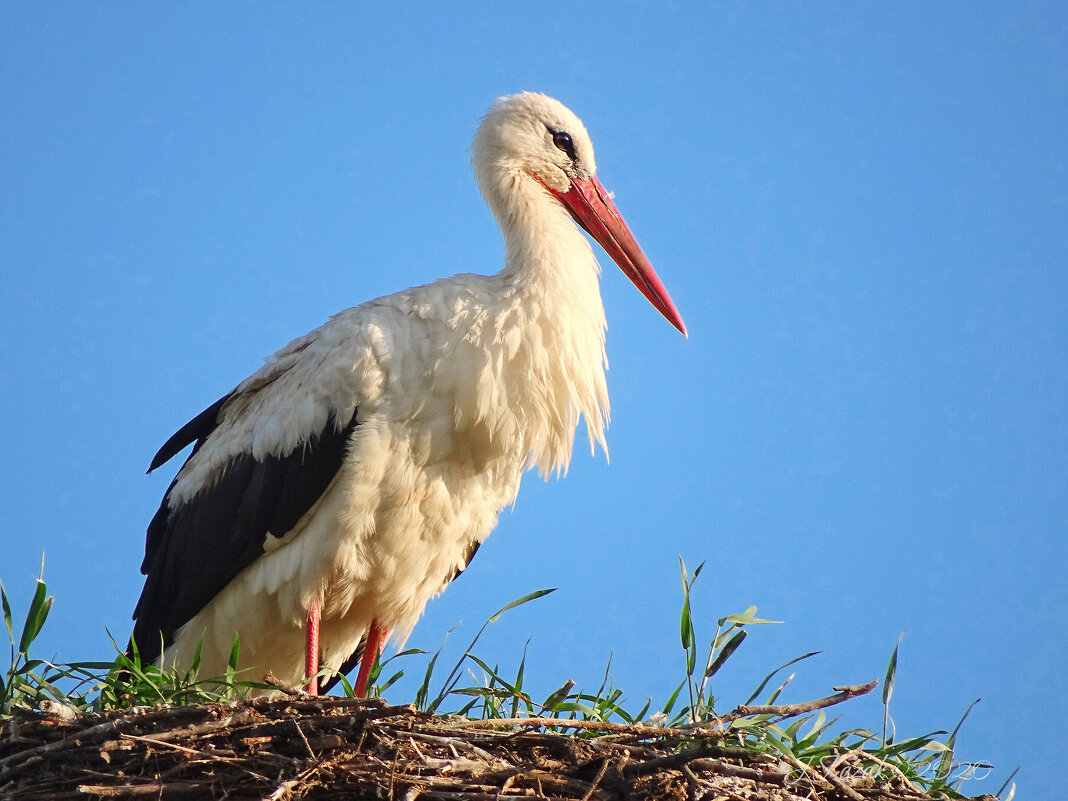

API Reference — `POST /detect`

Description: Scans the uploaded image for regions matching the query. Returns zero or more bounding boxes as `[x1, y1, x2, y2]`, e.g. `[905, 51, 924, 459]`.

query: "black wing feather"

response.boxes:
[132, 396, 359, 664]
[148, 394, 230, 473]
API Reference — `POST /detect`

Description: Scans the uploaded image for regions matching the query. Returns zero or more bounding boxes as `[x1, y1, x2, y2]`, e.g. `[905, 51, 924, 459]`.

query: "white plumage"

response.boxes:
[133, 92, 685, 695]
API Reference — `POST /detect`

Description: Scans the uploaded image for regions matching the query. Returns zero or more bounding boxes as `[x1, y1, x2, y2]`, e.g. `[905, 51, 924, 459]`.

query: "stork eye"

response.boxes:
[551, 130, 577, 162]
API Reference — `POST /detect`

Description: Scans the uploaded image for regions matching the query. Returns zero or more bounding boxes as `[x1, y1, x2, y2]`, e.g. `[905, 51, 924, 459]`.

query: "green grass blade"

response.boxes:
[632, 698, 651, 722]
[509, 645, 528, 718]
[882, 630, 905, 743]
[377, 669, 405, 694]
[717, 608, 781, 626]
[936, 698, 980, 782]
[18, 580, 53, 655]
[744, 651, 821, 705]
[882, 631, 904, 706]
[487, 588, 556, 623]
[796, 710, 829, 749]
[881, 733, 947, 757]
[593, 653, 613, 706]
[765, 673, 795, 705]
[189, 639, 204, 675]
[227, 635, 241, 671]
[995, 767, 1020, 800]
[662, 678, 684, 715]
[1, 581, 13, 644]
[540, 679, 576, 713]
[414, 649, 440, 711]
[704, 629, 746, 679]
[783, 714, 811, 743]
[680, 597, 696, 675]
[65, 660, 118, 671]
[467, 654, 523, 697]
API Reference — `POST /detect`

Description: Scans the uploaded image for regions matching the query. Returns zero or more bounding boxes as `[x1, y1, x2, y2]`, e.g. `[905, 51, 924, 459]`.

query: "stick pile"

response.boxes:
[1, 693, 991, 800]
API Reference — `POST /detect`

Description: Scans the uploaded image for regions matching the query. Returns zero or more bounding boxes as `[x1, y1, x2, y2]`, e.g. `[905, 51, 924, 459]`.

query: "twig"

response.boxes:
[265, 755, 344, 801]
[448, 716, 714, 739]
[292, 720, 316, 759]
[833, 748, 923, 794]
[819, 762, 866, 801]
[246, 695, 397, 714]
[452, 684, 876, 738]
[120, 733, 273, 782]
[779, 751, 869, 801]
[579, 757, 610, 801]
[115, 710, 252, 744]
[76, 779, 215, 796]
[722, 681, 877, 724]
[679, 764, 707, 801]
[398, 729, 506, 766]
[626, 749, 787, 786]
[262, 671, 306, 697]
[265, 774, 303, 801]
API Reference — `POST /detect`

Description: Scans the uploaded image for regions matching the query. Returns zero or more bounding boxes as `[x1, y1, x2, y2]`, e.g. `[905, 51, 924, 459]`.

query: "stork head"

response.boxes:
[473, 92, 687, 336]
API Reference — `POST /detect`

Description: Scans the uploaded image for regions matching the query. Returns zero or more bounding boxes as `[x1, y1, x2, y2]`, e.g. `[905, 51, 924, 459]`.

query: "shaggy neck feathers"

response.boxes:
[488, 173, 610, 478]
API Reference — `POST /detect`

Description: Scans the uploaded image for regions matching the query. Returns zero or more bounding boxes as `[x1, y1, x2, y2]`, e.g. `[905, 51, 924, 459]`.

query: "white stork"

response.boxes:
[133, 92, 686, 698]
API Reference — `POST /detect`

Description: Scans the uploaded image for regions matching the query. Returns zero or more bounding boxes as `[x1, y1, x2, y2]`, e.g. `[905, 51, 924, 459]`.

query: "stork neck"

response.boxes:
[497, 187, 600, 301]
[486, 182, 611, 474]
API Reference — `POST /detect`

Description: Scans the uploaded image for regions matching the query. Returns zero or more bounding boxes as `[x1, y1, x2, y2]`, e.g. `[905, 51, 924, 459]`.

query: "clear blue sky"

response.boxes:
[2, 4, 1064, 797]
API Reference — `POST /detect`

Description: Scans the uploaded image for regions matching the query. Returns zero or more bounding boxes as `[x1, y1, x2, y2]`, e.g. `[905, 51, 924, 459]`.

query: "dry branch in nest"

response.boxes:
[1, 689, 993, 801]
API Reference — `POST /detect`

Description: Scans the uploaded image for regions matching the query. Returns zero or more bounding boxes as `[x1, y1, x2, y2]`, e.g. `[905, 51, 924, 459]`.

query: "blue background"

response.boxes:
[2, 4, 1064, 797]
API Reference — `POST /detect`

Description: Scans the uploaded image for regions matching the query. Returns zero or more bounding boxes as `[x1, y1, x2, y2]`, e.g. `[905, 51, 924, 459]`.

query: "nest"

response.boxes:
[1, 696, 991, 800]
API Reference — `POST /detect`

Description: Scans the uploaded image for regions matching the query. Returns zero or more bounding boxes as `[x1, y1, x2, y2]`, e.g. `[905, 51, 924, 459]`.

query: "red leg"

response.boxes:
[354, 618, 386, 699]
[305, 603, 321, 696]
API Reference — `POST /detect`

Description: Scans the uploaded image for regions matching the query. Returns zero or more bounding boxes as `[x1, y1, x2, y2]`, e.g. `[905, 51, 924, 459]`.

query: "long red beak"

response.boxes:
[546, 175, 687, 337]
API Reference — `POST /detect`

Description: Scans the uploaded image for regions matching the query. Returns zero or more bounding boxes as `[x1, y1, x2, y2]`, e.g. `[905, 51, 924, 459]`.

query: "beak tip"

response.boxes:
[660, 303, 687, 338]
